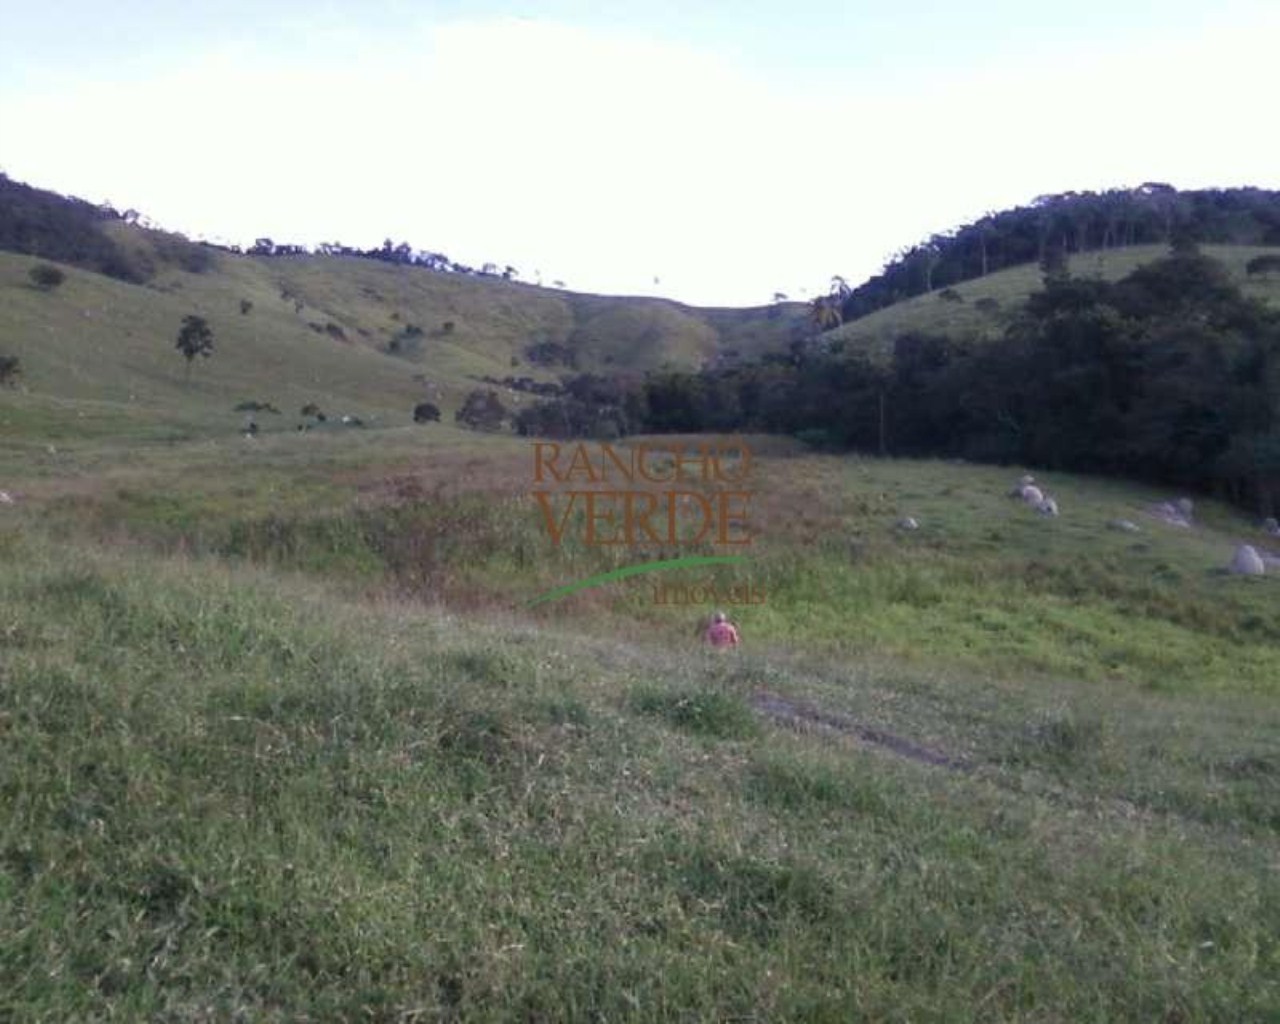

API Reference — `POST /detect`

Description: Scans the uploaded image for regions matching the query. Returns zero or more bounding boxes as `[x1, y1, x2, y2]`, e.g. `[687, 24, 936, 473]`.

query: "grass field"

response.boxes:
[2, 233, 1279, 1019]
[2, 426, 1278, 1020]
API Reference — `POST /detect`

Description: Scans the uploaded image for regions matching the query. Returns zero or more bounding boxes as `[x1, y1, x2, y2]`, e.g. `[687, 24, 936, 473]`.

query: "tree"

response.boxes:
[28, 264, 65, 291]
[0, 355, 20, 387]
[809, 295, 843, 332]
[413, 401, 441, 423]
[455, 389, 508, 431]
[175, 314, 214, 380]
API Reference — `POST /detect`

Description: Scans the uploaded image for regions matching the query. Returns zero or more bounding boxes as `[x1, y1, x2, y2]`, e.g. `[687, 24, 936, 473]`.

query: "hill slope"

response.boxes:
[827, 243, 1280, 360]
[0, 239, 805, 446]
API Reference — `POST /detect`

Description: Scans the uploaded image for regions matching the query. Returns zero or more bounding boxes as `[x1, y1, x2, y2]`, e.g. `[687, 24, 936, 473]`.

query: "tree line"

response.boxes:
[832, 185, 1280, 325]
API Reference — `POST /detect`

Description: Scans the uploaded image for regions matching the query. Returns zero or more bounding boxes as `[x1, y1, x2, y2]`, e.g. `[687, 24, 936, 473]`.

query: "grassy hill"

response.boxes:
[829, 244, 1280, 360]
[0, 228, 807, 447]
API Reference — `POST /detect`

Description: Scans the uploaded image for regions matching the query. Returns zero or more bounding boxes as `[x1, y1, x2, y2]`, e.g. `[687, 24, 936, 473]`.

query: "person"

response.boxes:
[703, 610, 740, 649]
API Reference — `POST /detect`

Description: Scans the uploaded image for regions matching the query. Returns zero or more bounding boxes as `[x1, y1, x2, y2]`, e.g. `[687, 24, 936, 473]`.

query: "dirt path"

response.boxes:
[750, 690, 968, 771]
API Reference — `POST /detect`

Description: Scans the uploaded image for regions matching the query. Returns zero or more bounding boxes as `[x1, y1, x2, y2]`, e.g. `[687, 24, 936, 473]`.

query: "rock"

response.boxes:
[0, 491, 13, 505]
[1019, 474, 1036, 486]
[1229, 545, 1266, 576]
[1020, 485, 1044, 505]
[895, 517, 919, 531]
[1263, 517, 1279, 536]
[1108, 519, 1140, 533]
[1175, 497, 1194, 521]
[1036, 497, 1059, 517]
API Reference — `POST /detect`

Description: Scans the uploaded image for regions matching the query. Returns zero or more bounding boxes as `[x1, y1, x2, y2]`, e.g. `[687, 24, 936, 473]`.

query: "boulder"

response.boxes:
[1107, 518, 1140, 533]
[1019, 474, 1036, 486]
[895, 517, 920, 531]
[1263, 517, 1279, 536]
[1036, 497, 1059, 517]
[1175, 497, 1194, 521]
[1229, 545, 1266, 576]
[1020, 485, 1044, 505]
[0, 490, 13, 505]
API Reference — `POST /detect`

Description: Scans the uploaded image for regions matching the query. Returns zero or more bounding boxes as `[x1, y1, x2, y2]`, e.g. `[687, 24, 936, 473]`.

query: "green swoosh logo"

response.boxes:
[526, 555, 746, 606]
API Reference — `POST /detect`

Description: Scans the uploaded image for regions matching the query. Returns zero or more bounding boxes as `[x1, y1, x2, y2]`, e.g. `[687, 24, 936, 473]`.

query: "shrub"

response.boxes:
[28, 264, 65, 291]
[455, 389, 508, 431]
[240, 299, 253, 314]
[938, 287, 964, 303]
[413, 402, 441, 424]
[1245, 254, 1280, 275]
[0, 355, 20, 387]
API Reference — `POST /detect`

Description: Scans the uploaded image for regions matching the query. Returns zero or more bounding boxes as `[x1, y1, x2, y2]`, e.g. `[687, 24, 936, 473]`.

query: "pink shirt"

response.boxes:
[705, 621, 740, 647]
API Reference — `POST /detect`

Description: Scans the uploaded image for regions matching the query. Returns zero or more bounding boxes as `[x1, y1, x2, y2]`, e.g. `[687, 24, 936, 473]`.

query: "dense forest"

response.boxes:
[518, 248, 1280, 516]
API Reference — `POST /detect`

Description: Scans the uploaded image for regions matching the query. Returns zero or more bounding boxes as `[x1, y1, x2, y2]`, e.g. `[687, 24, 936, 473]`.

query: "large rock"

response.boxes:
[1107, 518, 1140, 533]
[1020, 485, 1044, 505]
[1263, 517, 1280, 537]
[1036, 497, 1059, 517]
[1175, 497, 1194, 521]
[895, 517, 920, 531]
[1229, 545, 1266, 576]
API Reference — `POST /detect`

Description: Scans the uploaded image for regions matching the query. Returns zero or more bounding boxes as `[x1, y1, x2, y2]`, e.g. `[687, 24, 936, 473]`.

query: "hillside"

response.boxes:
[827, 243, 1280, 360]
[0, 177, 808, 446]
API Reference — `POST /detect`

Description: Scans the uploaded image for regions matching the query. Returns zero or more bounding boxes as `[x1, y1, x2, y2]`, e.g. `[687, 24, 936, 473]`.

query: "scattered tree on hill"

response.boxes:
[455, 389, 508, 432]
[413, 401, 442, 423]
[0, 355, 20, 387]
[174, 314, 214, 380]
[28, 264, 65, 291]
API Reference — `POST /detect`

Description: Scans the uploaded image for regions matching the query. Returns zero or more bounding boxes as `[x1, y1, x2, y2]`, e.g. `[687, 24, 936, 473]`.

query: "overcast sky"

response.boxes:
[2, 1, 1278, 306]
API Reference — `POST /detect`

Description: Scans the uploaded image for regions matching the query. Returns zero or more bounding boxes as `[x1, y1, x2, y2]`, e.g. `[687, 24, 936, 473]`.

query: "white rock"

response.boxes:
[1229, 545, 1266, 576]
[1019, 474, 1036, 486]
[1262, 517, 1279, 536]
[1036, 497, 1059, 517]
[1175, 497, 1194, 520]
[0, 491, 13, 505]
[1020, 485, 1044, 505]
[896, 517, 919, 531]
[1108, 519, 1140, 533]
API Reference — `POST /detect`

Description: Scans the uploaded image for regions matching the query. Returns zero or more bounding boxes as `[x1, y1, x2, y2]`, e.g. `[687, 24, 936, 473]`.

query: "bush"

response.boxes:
[0, 355, 20, 387]
[413, 402, 441, 424]
[240, 299, 253, 314]
[28, 264, 65, 291]
[938, 287, 964, 303]
[455, 389, 508, 432]
[1245, 254, 1280, 275]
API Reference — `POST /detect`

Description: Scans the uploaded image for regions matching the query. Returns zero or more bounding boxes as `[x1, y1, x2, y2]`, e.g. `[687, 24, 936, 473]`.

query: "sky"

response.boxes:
[2, 1, 1278, 306]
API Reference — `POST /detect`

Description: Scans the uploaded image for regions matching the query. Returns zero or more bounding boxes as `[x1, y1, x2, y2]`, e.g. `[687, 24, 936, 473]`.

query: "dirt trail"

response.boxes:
[750, 690, 967, 771]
